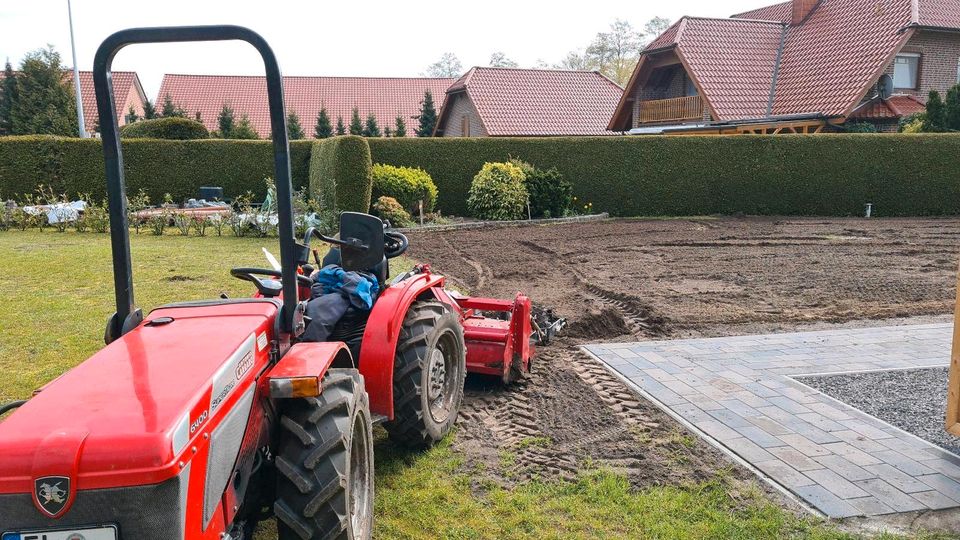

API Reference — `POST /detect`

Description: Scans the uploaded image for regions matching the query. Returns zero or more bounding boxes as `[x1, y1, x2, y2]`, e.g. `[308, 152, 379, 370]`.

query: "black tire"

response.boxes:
[385, 300, 466, 448]
[275, 369, 374, 540]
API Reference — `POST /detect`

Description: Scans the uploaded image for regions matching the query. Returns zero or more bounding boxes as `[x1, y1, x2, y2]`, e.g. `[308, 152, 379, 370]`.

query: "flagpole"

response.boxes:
[67, 0, 87, 138]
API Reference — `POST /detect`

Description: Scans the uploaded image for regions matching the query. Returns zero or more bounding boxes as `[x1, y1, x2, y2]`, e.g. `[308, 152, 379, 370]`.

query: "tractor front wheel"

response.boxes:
[385, 300, 466, 449]
[275, 369, 374, 540]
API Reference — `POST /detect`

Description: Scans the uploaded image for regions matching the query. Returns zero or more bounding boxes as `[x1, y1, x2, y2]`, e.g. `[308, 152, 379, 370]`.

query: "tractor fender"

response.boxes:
[359, 272, 445, 418]
[266, 342, 353, 399]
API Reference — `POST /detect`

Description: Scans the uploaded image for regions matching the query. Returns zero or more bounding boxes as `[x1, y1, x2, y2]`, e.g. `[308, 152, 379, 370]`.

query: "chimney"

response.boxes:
[791, 0, 819, 25]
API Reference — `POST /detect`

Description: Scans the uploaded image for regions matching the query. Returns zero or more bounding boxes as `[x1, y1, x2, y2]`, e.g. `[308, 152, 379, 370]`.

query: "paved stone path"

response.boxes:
[583, 324, 960, 518]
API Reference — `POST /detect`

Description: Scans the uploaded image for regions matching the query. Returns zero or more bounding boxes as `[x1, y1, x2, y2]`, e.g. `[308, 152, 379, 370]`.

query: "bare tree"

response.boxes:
[488, 52, 518, 68]
[644, 16, 672, 38]
[425, 53, 463, 78]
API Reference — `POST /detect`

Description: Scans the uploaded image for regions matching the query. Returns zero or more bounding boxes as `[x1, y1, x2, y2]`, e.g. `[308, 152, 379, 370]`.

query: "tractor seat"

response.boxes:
[321, 247, 389, 287]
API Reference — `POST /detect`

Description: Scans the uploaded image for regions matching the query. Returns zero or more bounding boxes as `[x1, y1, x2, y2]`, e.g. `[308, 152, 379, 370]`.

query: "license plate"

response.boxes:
[2, 525, 117, 540]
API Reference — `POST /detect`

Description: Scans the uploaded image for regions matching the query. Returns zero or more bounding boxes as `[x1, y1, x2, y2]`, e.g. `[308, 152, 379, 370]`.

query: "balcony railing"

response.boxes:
[638, 95, 704, 124]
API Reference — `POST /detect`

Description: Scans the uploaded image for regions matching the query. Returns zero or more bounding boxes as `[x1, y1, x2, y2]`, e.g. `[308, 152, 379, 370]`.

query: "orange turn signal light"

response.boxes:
[269, 376, 321, 398]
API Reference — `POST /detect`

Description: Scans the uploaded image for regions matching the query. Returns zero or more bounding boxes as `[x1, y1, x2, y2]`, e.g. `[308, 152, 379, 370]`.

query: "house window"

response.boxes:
[685, 74, 698, 97]
[461, 115, 470, 137]
[893, 53, 920, 89]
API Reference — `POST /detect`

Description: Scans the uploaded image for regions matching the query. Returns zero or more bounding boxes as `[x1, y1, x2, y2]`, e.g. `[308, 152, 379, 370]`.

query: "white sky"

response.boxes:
[0, 0, 770, 100]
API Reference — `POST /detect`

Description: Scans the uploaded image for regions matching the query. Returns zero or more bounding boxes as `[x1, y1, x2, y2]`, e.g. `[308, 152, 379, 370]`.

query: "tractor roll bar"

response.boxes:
[93, 26, 301, 339]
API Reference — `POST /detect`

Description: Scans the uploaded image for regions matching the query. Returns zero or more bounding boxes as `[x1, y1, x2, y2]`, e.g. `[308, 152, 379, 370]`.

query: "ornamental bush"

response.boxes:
[371, 196, 413, 227]
[120, 117, 209, 140]
[370, 163, 438, 214]
[509, 159, 572, 218]
[309, 135, 373, 213]
[466, 162, 528, 220]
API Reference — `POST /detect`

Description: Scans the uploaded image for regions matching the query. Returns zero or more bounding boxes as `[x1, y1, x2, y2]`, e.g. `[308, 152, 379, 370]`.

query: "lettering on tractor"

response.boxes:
[0, 25, 562, 540]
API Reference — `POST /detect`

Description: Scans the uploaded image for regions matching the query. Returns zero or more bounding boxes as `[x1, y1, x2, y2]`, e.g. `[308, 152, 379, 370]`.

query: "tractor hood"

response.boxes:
[0, 300, 277, 495]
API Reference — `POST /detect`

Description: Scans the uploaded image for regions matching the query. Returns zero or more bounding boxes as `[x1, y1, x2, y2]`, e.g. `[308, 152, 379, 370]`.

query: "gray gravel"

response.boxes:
[797, 367, 960, 456]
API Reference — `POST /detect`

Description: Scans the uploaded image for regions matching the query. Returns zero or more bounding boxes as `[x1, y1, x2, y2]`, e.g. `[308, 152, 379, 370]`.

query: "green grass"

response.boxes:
[0, 230, 931, 539]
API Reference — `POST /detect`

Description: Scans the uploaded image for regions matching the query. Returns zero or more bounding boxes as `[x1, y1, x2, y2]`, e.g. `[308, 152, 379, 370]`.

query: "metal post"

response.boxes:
[67, 0, 87, 138]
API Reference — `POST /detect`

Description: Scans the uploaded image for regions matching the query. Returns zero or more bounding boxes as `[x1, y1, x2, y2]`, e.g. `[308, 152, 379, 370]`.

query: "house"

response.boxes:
[0, 70, 148, 136]
[608, 0, 960, 134]
[434, 67, 623, 137]
[155, 75, 455, 137]
[77, 71, 149, 136]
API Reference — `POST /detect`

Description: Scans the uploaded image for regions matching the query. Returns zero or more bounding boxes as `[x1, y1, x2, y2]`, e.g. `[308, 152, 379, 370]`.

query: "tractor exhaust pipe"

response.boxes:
[93, 26, 301, 340]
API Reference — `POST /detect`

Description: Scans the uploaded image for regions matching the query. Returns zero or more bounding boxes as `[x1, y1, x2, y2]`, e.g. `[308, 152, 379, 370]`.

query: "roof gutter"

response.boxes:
[765, 24, 789, 117]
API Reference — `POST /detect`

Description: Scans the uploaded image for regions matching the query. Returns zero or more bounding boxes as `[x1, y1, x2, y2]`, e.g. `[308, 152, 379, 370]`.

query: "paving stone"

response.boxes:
[792, 485, 861, 518]
[777, 434, 833, 457]
[864, 464, 943, 494]
[915, 474, 960, 501]
[584, 324, 960, 518]
[847, 496, 896, 516]
[769, 447, 825, 472]
[815, 454, 876, 482]
[724, 437, 776, 463]
[819, 442, 883, 467]
[855, 478, 927, 512]
[910, 490, 960, 510]
[874, 450, 937, 476]
[805, 468, 870, 498]
[734, 425, 789, 448]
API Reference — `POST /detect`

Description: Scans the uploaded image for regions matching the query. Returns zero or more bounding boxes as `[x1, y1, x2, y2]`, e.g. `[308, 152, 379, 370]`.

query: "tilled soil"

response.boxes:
[407, 217, 960, 492]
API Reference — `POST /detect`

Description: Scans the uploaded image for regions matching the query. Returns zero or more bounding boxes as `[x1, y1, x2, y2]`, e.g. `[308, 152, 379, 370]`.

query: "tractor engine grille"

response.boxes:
[0, 465, 189, 540]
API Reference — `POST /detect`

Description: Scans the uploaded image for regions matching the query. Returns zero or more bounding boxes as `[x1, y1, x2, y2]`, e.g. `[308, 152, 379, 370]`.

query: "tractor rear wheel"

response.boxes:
[385, 300, 466, 448]
[275, 369, 374, 540]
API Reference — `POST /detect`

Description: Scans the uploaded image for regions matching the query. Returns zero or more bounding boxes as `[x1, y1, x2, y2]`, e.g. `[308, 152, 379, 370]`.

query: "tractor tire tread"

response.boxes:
[384, 301, 466, 449]
[276, 369, 372, 540]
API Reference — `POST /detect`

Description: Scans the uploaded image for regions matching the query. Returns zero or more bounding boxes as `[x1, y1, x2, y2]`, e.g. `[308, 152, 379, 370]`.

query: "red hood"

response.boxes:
[0, 301, 276, 493]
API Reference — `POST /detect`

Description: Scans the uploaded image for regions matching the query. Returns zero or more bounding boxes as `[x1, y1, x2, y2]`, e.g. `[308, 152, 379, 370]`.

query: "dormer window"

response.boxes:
[893, 53, 921, 90]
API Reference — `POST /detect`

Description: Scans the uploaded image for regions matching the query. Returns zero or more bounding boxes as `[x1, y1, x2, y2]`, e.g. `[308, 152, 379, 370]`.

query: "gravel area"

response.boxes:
[797, 367, 960, 455]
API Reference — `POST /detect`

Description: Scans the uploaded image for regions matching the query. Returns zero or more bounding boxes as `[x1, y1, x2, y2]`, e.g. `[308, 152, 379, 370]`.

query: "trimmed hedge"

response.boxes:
[0, 136, 312, 203]
[369, 135, 960, 217]
[120, 117, 209, 139]
[309, 136, 372, 213]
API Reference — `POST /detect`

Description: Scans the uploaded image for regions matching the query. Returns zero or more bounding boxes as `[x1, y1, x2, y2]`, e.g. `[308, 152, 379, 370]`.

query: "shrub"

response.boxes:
[0, 136, 313, 205]
[371, 196, 413, 227]
[509, 159, 572, 218]
[467, 162, 528, 220]
[370, 163, 438, 215]
[309, 135, 372, 213]
[844, 122, 878, 133]
[369, 135, 960, 217]
[121, 117, 209, 140]
[899, 113, 925, 133]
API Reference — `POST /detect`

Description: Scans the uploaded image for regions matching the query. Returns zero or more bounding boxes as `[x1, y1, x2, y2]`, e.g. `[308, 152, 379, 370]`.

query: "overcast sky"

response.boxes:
[1, 0, 770, 99]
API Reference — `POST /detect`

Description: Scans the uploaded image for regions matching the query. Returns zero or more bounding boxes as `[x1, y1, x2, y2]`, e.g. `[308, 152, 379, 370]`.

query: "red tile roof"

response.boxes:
[612, 0, 960, 130]
[1, 70, 143, 132]
[849, 94, 926, 119]
[156, 74, 455, 137]
[770, 0, 914, 117]
[437, 67, 623, 136]
[731, 1, 793, 22]
[918, 0, 960, 28]
[77, 71, 144, 131]
[648, 17, 787, 120]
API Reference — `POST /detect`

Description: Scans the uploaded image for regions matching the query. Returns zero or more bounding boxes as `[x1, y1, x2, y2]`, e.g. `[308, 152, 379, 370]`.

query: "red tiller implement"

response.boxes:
[0, 25, 557, 540]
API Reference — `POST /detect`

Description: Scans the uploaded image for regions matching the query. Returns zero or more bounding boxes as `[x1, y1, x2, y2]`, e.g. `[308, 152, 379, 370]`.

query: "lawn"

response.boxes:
[0, 230, 928, 539]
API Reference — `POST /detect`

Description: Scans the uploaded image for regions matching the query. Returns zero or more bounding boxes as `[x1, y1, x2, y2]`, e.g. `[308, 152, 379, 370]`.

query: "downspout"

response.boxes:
[766, 24, 788, 117]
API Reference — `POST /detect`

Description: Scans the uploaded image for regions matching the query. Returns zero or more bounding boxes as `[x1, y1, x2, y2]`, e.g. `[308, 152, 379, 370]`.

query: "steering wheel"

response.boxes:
[230, 268, 313, 297]
[384, 230, 408, 259]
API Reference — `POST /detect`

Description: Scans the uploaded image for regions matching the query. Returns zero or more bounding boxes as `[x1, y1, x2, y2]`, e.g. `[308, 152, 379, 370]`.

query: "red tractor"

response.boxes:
[0, 26, 552, 540]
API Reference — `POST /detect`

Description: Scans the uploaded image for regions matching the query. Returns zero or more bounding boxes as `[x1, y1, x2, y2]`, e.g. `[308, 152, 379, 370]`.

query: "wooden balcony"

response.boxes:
[638, 95, 704, 124]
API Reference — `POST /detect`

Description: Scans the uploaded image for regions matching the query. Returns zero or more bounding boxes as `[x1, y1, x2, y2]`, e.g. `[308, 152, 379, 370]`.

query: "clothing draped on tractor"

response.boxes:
[302, 265, 380, 342]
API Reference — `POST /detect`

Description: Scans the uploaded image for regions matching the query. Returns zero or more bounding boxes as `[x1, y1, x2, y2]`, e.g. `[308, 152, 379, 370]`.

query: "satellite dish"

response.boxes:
[877, 74, 894, 100]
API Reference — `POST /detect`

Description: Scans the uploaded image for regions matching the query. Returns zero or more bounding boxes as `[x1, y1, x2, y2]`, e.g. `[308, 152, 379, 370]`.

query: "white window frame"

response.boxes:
[957, 57, 960, 84]
[893, 52, 921, 90]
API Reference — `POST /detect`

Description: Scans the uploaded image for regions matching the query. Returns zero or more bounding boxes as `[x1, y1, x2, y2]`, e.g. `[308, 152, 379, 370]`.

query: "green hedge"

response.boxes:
[0, 136, 312, 203]
[369, 135, 960, 217]
[309, 135, 372, 213]
[120, 117, 209, 139]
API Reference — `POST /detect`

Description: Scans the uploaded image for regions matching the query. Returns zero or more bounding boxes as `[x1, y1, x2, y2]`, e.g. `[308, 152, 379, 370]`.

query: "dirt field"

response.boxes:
[407, 217, 960, 495]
